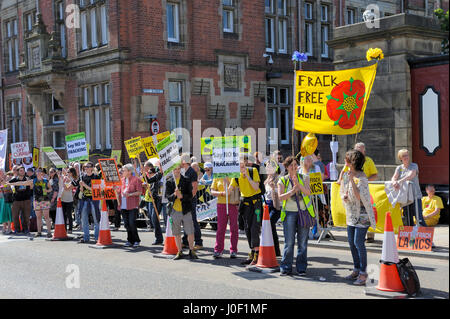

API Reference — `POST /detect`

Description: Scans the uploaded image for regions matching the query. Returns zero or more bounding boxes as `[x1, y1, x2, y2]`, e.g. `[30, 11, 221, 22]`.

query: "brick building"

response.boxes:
[0, 0, 447, 165]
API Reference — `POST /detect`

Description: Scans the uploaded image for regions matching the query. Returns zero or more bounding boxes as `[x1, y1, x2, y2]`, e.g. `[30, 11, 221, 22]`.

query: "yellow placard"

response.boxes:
[32, 148, 40, 168]
[110, 150, 122, 163]
[124, 137, 145, 158]
[294, 64, 377, 135]
[309, 172, 324, 195]
[156, 131, 170, 142]
[142, 136, 159, 159]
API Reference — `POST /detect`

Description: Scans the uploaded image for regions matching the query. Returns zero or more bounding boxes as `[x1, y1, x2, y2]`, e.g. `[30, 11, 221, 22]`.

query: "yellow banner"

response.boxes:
[294, 64, 377, 135]
[142, 136, 159, 159]
[124, 137, 144, 158]
[330, 183, 403, 234]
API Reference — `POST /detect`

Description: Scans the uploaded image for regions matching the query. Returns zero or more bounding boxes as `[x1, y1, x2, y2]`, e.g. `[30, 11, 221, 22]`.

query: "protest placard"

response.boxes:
[98, 158, 121, 186]
[156, 133, 181, 176]
[65, 132, 88, 162]
[92, 179, 117, 201]
[309, 172, 324, 195]
[41, 146, 66, 168]
[33, 148, 40, 168]
[397, 226, 434, 252]
[11, 142, 30, 159]
[110, 150, 122, 163]
[196, 198, 218, 221]
[0, 130, 7, 170]
[212, 136, 240, 179]
[142, 136, 159, 159]
[124, 137, 145, 158]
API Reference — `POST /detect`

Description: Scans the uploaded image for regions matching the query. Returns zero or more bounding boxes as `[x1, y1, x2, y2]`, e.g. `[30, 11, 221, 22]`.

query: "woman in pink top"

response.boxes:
[117, 164, 143, 248]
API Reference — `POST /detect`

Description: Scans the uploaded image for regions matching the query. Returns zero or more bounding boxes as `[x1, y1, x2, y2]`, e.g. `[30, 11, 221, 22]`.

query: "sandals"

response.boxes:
[353, 274, 368, 286]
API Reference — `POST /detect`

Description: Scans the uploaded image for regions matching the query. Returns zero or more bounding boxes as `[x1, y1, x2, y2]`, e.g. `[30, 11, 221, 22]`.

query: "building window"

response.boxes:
[53, 131, 65, 149]
[24, 10, 36, 34]
[304, 2, 314, 56]
[321, 25, 329, 58]
[168, 81, 184, 143]
[166, 2, 180, 42]
[265, 0, 289, 53]
[4, 19, 19, 72]
[267, 87, 291, 145]
[80, 82, 112, 151]
[320, 4, 328, 22]
[55, 1, 67, 57]
[8, 100, 22, 143]
[304, 2, 313, 19]
[222, 0, 235, 33]
[347, 8, 355, 25]
[79, 0, 108, 52]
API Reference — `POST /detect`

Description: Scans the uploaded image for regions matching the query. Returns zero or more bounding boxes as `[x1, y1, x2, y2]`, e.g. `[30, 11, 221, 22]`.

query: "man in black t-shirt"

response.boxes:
[9, 166, 33, 234]
[78, 162, 101, 243]
[180, 153, 203, 249]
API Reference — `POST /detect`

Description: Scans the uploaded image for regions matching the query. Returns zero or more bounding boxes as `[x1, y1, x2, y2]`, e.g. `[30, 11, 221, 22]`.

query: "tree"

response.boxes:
[434, 8, 449, 54]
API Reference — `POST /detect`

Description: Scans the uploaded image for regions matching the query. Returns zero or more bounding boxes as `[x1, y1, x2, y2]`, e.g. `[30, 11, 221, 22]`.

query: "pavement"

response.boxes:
[199, 222, 449, 261]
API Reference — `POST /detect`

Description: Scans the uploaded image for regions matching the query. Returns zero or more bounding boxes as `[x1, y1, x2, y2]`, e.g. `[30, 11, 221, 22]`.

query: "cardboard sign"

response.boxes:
[124, 137, 145, 158]
[33, 148, 40, 168]
[65, 132, 88, 162]
[309, 172, 324, 195]
[156, 133, 181, 176]
[397, 226, 435, 252]
[98, 158, 121, 186]
[196, 198, 218, 221]
[212, 136, 240, 179]
[91, 179, 117, 201]
[142, 136, 159, 159]
[110, 150, 122, 163]
[11, 142, 30, 159]
[42, 146, 67, 168]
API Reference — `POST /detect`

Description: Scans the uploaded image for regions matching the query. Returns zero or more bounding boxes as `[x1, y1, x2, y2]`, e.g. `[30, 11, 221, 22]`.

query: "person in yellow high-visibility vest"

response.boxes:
[277, 156, 315, 277]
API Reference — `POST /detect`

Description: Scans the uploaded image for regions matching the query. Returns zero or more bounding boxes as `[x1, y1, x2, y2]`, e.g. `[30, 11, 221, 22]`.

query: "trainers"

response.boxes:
[230, 252, 237, 259]
[193, 245, 203, 251]
[241, 251, 254, 265]
[46, 233, 53, 238]
[250, 251, 259, 265]
[345, 271, 360, 281]
[133, 242, 140, 248]
[124, 242, 132, 247]
[213, 251, 223, 259]
[189, 250, 199, 259]
[280, 270, 292, 276]
[78, 239, 88, 244]
[296, 271, 306, 277]
[353, 274, 367, 286]
[173, 251, 184, 260]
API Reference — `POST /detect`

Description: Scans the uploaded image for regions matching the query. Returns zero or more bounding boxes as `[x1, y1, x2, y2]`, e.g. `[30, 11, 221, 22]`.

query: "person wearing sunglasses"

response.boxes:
[78, 162, 101, 243]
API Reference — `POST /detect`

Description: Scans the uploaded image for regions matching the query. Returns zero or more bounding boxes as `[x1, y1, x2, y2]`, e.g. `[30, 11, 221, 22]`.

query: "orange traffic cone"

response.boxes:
[162, 217, 177, 255]
[50, 198, 70, 241]
[92, 200, 113, 248]
[254, 204, 279, 269]
[377, 212, 404, 292]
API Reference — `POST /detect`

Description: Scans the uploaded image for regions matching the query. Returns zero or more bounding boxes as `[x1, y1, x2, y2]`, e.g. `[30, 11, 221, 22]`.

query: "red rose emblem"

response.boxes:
[326, 78, 366, 130]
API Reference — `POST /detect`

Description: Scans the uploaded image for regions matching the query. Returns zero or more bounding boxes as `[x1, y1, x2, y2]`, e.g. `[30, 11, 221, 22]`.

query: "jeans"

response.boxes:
[266, 200, 281, 255]
[281, 211, 310, 273]
[160, 202, 168, 228]
[75, 200, 82, 226]
[122, 208, 140, 244]
[347, 225, 369, 274]
[214, 203, 239, 254]
[183, 198, 203, 246]
[80, 199, 100, 242]
[148, 201, 163, 243]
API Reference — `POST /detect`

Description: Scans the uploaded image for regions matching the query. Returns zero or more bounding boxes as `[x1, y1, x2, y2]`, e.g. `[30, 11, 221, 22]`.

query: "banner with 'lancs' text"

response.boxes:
[294, 64, 377, 135]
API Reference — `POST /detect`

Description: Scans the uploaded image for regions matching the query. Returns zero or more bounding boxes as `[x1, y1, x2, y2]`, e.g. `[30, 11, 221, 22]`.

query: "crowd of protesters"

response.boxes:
[0, 143, 444, 285]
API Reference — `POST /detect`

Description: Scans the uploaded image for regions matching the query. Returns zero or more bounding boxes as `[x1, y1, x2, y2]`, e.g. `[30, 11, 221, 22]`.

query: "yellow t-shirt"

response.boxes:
[343, 155, 378, 179]
[230, 167, 261, 198]
[211, 178, 229, 204]
[173, 177, 182, 212]
[422, 195, 444, 226]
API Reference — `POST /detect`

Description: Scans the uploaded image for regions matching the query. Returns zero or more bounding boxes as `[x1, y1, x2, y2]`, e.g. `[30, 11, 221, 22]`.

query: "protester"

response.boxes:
[9, 166, 33, 235]
[340, 150, 377, 285]
[61, 168, 77, 234]
[421, 185, 444, 227]
[166, 165, 198, 260]
[211, 176, 239, 258]
[230, 156, 262, 265]
[264, 167, 281, 257]
[78, 162, 101, 243]
[48, 168, 60, 228]
[180, 153, 203, 250]
[277, 156, 315, 276]
[273, 150, 285, 175]
[72, 163, 82, 229]
[32, 169, 53, 237]
[118, 164, 143, 248]
[0, 169, 13, 234]
[199, 162, 213, 187]
[391, 149, 426, 227]
[142, 160, 164, 245]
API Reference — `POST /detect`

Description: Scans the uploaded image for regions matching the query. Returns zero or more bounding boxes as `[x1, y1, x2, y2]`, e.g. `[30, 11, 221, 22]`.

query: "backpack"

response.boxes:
[396, 258, 421, 296]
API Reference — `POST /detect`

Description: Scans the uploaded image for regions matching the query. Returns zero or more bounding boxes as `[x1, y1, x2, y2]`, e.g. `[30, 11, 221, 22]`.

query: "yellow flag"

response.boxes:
[294, 64, 377, 135]
[331, 182, 404, 234]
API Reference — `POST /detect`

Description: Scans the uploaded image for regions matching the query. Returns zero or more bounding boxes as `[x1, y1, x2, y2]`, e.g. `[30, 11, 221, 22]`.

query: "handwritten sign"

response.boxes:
[124, 137, 145, 158]
[196, 198, 218, 221]
[142, 136, 159, 159]
[91, 179, 117, 201]
[212, 136, 240, 179]
[65, 132, 88, 162]
[11, 142, 30, 159]
[309, 172, 324, 195]
[42, 146, 66, 168]
[156, 133, 181, 176]
[397, 226, 435, 252]
[98, 158, 121, 186]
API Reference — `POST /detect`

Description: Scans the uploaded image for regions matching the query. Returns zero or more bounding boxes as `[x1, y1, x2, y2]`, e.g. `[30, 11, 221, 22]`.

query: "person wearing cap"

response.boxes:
[199, 162, 213, 187]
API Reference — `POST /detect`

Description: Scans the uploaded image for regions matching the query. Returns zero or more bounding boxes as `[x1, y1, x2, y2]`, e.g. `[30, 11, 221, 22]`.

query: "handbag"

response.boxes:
[228, 181, 240, 205]
[396, 258, 421, 296]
